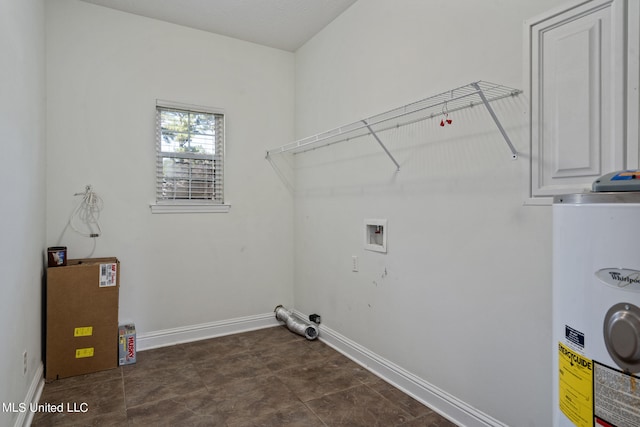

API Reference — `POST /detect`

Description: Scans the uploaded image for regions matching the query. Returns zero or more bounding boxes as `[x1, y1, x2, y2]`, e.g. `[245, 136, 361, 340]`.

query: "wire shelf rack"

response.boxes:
[265, 80, 522, 170]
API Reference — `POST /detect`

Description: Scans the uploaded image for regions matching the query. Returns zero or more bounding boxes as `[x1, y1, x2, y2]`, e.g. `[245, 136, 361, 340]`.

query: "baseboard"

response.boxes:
[15, 362, 44, 427]
[295, 311, 507, 427]
[137, 312, 280, 351]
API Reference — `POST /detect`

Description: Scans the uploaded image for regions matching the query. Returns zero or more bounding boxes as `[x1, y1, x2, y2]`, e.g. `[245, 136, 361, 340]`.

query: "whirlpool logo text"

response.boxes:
[595, 268, 640, 291]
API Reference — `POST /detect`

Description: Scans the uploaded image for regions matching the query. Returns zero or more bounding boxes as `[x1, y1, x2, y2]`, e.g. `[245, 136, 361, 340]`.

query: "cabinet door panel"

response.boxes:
[543, 14, 602, 182]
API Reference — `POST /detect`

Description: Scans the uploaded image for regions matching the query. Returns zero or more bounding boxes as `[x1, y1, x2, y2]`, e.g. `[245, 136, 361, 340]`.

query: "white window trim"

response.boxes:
[153, 99, 229, 214]
[150, 202, 231, 214]
[156, 99, 225, 116]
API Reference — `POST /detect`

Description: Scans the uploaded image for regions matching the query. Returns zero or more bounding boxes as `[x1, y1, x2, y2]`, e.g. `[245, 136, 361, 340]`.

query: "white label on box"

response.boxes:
[99, 263, 117, 287]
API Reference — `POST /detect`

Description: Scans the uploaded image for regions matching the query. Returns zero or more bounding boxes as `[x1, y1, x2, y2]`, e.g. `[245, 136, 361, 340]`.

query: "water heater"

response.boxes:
[553, 171, 640, 427]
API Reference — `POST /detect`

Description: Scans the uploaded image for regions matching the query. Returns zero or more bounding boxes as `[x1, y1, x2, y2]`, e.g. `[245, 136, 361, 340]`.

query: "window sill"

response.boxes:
[150, 203, 231, 214]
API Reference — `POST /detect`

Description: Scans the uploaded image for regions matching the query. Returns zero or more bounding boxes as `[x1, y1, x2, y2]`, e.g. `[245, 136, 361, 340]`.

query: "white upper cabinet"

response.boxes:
[525, 0, 637, 203]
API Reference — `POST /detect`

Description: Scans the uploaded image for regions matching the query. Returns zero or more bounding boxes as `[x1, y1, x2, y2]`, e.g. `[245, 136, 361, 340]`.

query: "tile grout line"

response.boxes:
[120, 367, 127, 418]
[301, 399, 331, 427]
[362, 380, 421, 425]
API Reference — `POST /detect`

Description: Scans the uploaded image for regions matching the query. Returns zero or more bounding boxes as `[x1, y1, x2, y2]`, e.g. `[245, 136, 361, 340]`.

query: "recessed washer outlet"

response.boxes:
[364, 219, 387, 253]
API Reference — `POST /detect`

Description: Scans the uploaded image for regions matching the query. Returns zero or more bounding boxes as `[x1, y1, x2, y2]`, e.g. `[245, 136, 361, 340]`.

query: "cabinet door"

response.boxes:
[628, 0, 640, 169]
[527, 0, 626, 200]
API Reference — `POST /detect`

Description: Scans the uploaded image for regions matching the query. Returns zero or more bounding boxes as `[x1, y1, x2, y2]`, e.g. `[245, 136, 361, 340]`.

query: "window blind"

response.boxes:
[155, 104, 224, 204]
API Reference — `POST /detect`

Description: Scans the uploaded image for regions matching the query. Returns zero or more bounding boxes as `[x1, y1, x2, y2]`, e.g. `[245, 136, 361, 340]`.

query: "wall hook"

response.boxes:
[440, 100, 452, 126]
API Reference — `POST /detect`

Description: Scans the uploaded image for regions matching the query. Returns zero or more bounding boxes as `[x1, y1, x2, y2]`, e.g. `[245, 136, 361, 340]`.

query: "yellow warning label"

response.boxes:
[558, 342, 593, 427]
[73, 326, 93, 337]
[75, 347, 94, 359]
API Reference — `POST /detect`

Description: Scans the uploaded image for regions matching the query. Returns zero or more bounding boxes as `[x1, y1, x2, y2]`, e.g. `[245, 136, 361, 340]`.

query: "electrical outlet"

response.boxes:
[23, 350, 27, 375]
[352, 256, 358, 272]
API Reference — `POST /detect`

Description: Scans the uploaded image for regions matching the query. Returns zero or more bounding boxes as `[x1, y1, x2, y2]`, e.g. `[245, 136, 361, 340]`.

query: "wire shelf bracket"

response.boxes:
[265, 80, 521, 170]
[362, 119, 401, 171]
[470, 82, 518, 160]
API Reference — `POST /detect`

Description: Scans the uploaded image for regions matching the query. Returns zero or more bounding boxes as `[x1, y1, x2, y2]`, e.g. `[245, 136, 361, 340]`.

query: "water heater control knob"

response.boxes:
[603, 302, 640, 373]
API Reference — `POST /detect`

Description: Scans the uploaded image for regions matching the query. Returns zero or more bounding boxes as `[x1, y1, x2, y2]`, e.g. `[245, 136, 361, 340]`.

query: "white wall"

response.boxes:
[293, 1, 564, 426]
[45, 0, 295, 336]
[0, 0, 46, 425]
[1, 1, 574, 425]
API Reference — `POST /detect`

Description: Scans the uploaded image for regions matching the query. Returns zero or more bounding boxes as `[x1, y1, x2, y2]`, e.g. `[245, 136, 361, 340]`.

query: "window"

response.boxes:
[152, 101, 228, 213]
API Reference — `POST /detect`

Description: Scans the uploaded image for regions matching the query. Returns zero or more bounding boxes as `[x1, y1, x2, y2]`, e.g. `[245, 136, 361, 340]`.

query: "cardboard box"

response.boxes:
[46, 257, 120, 381]
[118, 323, 136, 366]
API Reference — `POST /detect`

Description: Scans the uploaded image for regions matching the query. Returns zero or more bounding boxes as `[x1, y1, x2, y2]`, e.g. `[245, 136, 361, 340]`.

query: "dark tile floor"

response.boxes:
[32, 326, 458, 426]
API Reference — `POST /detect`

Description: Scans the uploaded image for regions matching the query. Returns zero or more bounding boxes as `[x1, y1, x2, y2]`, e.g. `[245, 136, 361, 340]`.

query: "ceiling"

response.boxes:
[79, 0, 358, 52]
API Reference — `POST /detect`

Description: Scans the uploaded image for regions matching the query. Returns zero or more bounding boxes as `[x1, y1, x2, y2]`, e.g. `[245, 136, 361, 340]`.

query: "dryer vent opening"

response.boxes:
[274, 305, 319, 340]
